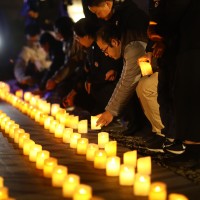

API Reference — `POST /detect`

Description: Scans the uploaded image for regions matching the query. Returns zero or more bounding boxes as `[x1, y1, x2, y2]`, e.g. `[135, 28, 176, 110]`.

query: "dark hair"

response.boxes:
[86, 0, 112, 7]
[96, 22, 121, 46]
[25, 23, 40, 36]
[39, 32, 55, 46]
[74, 18, 99, 38]
[54, 16, 74, 40]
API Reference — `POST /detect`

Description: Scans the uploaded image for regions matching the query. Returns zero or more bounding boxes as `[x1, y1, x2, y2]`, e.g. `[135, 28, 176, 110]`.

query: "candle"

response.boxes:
[51, 103, 60, 116]
[23, 139, 35, 155]
[0, 187, 8, 199]
[1, 117, 10, 130]
[105, 141, 117, 157]
[123, 150, 137, 168]
[15, 89, 23, 98]
[4, 120, 15, 134]
[137, 156, 151, 175]
[43, 157, 58, 178]
[168, 193, 188, 200]
[36, 150, 50, 169]
[139, 61, 153, 76]
[0, 176, 3, 187]
[63, 128, 73, 143]
[55, 108, 66, 121]
[106, 156, 120, 176]
[77, 138, 88, 155]
[149, 182, 167, 200]
[52, 165, 68, 187]
[30, 108, 37, 119]
[71, 116, 79, 129]
[134, 173, 151, 196]
[14, 128, 25, 142]
[18, 133, 30, 148]
[119, 164, 135, 186]
[54, 123, 65, 138]
[39, 114, 48, 125]
[44, 116, 54, 129]
[94, 150, 107, 169]
[91, 116, 101, 130]
[49, 120, 59, 133]
[78, 120, 88, 134]
[8, 124, 19, 138]
[70, 133, 81, 148]
[29, 144, 42, 162]
[98, 132, 109, 148]
[24, 92, 32, 102]
[62, 174, 80, 198]
[86, 143, 99, 161]
[59, 113, 69, 125]
[73, 184, 92, 200]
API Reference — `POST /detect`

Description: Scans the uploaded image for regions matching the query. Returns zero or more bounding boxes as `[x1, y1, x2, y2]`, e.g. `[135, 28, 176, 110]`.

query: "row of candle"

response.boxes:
[0, 111, 93, 199]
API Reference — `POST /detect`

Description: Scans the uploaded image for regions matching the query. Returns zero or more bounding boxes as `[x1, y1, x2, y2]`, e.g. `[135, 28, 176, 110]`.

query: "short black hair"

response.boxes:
[39, 32, 55, 46]
[74, 18, 99, 38]
[86, 0, 112, 7]
[25, 23, 40, 36]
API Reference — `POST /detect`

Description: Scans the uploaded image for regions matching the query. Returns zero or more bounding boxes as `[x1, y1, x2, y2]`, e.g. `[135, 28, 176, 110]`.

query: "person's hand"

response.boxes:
[138, 52, 153, 65]
[96, 111, 114, 127]
[105, 70, 117, 81]
[85, 82, 91, 94]
[62, 89, 77, 108]
[46, 79, 57, 90]
[152, 41, 165, 58]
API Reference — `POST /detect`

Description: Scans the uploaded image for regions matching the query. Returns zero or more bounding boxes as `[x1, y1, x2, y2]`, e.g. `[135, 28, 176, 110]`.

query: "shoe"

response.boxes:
[163, 140, 186, 155]
[122, 123, 142, 136]
[144, 134, 165, 153]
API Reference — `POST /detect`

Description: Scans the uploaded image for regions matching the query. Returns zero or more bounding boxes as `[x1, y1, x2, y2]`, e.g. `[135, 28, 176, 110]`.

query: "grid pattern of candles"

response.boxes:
[0, 82, 189, 200]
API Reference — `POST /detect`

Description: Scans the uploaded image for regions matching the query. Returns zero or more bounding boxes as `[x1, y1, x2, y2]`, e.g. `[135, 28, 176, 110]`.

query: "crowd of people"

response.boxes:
[7, 0, 200, 168]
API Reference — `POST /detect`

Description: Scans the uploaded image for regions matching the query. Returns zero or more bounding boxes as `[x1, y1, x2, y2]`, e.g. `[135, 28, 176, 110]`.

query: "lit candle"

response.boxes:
[24, 92, 32, 102]
[139, 61, 153, 76]
[105, 141, 117, 157]
[98, 132, 109, 148]
[29, 144, 42, 162]
[23, 139, 35, 155]
[62, 174, 80, 198]
[8, 124, 19, 138]
[44, 116, 54, 129]
[36, 150, 50, 169]
[59, 113, 69, 125]
[51, 103, 60, 116]
[91, 116, 101, 130]
[63, 128, 73, 143]
[49, 120, 59, 133]
[14, 128, 25, 142]
[15, 89, 23, 98]
[134, 173, 151, 196]
[78, 120, 88, 134]
[70, 133, 81, 148]
[71, 116, 79, 129]
[0, 187, 9, 199]
[30, 108, 37, 119]
[52, 165, 68, 187]
[137, 156, 151, 175]
[18, 133, 30, 148]
[73, 184, 92, 200]
[106, 156, 120, 176]
[0, 116, 10, 130]
[43, 157, 58, 178]
[119, 164, 135, 186]
[168, 193, 189, 200]
[0, 176, 3, 187]
[55, 108, 66, 121]
[94, 150, 107, 169]
[4, 120, 15, 134]
[123, 150, 137, 168]
[54, 123, 65, 138]
[86, 143, 99, 161]
[77, 138, 88, 155]
[39, 114, 48, 125]
[149, 182, 167, 200]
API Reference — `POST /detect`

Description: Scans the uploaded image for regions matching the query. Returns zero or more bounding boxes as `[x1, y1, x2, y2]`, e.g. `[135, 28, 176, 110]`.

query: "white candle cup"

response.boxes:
[14, 128, 25, 143]
[71, 116, 79, 129]
[63, 128, 73, 143]
[86, 143, 99, 161]
[23, 140, 35, 155]
[44, 116, 54, 129]
[43, 157, 58, 178]
[168, 193, 189, 200]
[137, 156, 151, 175]
[139, 61, 153, 76]
[119, 164, 135, 186]
[49, 120, 59, 133]
[5, 120, 15, 134]
[62, 174, 80, 198]
[91, 116, 101, 130]
[106, 156, 120, 176]
[51, 103, 60, 116]
[98, 132, 109, 148]
[0, 187, 9, 199]
[24, 92, 32, 102]
[36, 150, 50, 169]
[29, 144, 42, 162]
[149, 182, 167, 200]
[73, 184, 92, 200]
[54, 123, 65, 138]
[94, 150, 107, 169]
[18, 133, 30, 148]
[78, 120, 88, 134]
[123, 150, 137, 168]
[70, 133, 81, 148]
[8, 124, 19, 138]
[59, 113, 69, 125]
[77, 138, 89, 155]
[52, 165, 68, 187]
[105, 141, 117, 157]
[134, 173, 151, 196]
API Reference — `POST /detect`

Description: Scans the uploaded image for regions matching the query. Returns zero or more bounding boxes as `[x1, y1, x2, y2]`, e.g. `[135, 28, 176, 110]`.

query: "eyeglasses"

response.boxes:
[101, 45, 109, 55]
